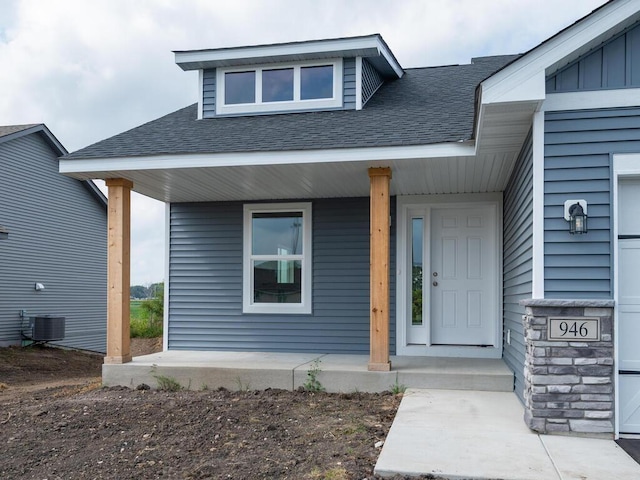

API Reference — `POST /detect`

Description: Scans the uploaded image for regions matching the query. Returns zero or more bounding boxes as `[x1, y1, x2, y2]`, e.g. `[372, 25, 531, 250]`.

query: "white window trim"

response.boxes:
[243, 202, 312, 314]
[217, 59, 343, 115]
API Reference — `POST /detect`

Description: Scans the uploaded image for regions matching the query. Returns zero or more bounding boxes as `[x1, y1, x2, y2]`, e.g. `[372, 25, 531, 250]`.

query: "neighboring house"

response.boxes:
[0, 124, 108, 352]
[60, 0, 640, 436]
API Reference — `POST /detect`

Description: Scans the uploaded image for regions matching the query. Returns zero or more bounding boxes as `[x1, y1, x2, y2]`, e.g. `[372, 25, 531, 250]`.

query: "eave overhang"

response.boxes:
[174, 34, 404, 79]
[58, 141, 533, 203]
[474, 0, 640, 161]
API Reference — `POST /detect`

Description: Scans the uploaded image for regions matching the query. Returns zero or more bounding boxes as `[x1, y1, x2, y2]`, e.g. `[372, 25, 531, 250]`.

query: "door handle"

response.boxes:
[432, 281, 438, 287]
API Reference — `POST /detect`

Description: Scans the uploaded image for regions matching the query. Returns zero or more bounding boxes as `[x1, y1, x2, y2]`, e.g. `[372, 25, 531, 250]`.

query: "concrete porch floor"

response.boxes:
[102, 351, 514, 393]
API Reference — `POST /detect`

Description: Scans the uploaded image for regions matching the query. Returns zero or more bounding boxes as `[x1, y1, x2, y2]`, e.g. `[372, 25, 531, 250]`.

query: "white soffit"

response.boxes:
[481, 0, 640, 106]
[64, 151, 514, 203]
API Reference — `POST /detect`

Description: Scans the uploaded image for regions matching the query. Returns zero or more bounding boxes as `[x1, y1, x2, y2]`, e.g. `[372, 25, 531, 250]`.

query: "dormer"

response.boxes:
[174, 34, 403, 119]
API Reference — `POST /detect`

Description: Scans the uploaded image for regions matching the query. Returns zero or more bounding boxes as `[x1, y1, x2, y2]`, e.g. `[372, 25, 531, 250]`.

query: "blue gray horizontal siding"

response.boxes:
[544, 107, 640, 298]
[168, 197, 395, 354]
[547, 22, 640, 92]
[343, 57, 356, 109]
[202, 68, 216, 118]
[503, 129, 533, 402]
[0, 133, 107, 352]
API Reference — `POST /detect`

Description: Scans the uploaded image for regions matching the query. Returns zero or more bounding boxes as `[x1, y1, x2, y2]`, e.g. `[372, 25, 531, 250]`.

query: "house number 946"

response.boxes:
[559, 321, 588, 337]
[548, 317, 600, 341]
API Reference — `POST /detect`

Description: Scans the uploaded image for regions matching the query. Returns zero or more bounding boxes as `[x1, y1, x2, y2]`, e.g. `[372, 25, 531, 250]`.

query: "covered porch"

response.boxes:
[103, 350, 513, 393]
[59, 96, 533, 381]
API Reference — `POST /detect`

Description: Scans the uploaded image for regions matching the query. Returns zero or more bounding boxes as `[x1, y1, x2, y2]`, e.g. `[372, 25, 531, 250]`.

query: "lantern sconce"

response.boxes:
[564, 199, 588, 235]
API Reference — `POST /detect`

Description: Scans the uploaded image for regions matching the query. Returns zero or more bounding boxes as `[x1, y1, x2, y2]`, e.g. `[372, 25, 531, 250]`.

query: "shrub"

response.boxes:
[130, 283, 164, 338]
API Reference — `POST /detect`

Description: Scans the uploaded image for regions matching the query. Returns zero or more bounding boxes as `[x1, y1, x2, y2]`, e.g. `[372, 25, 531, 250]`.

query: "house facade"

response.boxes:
[60, 0, 640, 437]
[0, 124, 108, 352]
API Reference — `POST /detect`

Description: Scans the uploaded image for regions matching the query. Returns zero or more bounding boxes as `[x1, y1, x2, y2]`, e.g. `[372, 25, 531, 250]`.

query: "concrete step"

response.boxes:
[300, 355, 514, 393]
[103, 351, 514, 394]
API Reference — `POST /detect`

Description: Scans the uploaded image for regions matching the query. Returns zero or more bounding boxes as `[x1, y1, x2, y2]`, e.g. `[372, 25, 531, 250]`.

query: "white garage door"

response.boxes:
[618, 178, 640, 434]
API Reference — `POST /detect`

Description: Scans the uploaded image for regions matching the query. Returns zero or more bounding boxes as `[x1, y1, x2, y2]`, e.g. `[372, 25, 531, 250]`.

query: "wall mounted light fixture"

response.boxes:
[34, 283, 45, 291]
[564, 199, 588, 235]
[0, 225, 8, 240]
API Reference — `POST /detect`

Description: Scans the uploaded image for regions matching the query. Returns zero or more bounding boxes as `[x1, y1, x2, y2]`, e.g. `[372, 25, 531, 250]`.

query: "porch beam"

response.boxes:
[368, 167, 392, 371]
[104, 178, 133, 364]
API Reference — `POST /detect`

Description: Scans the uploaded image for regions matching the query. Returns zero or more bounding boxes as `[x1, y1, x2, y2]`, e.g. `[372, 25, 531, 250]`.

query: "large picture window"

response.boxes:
[243, 203, 312, 314]
[217, 60, 342, 115]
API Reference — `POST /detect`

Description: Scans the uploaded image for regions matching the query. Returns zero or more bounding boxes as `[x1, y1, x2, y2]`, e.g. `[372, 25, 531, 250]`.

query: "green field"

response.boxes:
[130, 299, 162, 338]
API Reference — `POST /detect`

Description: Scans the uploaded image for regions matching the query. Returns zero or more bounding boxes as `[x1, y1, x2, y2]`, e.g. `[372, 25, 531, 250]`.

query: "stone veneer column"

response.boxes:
[520, 299, 615, 437]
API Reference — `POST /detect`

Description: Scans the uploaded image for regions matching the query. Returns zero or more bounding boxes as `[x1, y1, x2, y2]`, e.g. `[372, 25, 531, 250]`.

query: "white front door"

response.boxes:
[430, 206, 497, 345]
[400, 196, 501, 356]
[617, 178, 640, 434]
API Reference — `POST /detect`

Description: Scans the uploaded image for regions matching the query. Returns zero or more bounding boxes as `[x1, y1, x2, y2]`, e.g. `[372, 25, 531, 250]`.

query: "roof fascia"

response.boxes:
[0, 123, 68, 156]
[59, 142, 475, 179]
[175, 34, 404, 78]
[481, 0, 640, 105]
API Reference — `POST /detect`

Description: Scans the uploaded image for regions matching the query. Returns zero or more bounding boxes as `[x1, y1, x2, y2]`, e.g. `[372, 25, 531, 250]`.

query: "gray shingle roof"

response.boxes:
[64, 54, 519, 160]
[0, 124, 39, 139]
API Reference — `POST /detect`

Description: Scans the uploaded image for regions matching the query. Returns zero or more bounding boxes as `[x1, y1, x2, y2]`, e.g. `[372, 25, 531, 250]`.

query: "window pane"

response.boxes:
[225, 71, 255, 104]
[262, 68, 294, 102]
[252, 212, 303, 255]
[254, 260, 302, 303]
[411, 218, 423, 326]
[300, 65, 333, 100]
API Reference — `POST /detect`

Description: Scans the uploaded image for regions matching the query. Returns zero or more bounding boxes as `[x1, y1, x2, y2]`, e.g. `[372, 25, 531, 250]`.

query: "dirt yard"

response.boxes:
[0, 344, 437, 479]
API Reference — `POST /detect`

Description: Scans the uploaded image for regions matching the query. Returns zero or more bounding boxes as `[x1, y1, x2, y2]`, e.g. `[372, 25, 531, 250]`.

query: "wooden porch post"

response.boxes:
[104, 178, 133, 364]
[368, 167, 392, 371]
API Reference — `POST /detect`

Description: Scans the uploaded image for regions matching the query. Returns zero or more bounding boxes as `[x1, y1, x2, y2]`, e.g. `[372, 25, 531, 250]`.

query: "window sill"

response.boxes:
[242, 303, 312, 315]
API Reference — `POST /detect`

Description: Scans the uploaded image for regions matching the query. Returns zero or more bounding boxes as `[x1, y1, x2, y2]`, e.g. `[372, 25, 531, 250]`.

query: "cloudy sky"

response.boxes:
[0, 0, 607, 285]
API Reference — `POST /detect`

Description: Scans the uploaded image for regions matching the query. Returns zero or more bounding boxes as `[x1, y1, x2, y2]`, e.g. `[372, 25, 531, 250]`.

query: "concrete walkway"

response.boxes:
[375, 389, 640, 479]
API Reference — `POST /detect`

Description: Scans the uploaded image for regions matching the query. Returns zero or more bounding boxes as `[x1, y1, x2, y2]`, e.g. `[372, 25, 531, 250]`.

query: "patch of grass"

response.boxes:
[309, 466, 349, 480]
[235, 377, 251, 392]
[340, 422, 366, 435]
[303, 359, 325, 392]
[154, 374, 182, 392]
[390, 373, 407, 395]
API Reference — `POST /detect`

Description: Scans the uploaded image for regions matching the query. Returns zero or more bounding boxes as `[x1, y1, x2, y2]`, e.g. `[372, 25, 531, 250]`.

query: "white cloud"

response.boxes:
[0, 0, 607, 284]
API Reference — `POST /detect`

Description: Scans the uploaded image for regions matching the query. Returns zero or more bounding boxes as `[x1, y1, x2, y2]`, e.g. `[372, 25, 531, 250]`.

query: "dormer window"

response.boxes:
[217, 60, 343, 115]
[175, 34, 404, 119]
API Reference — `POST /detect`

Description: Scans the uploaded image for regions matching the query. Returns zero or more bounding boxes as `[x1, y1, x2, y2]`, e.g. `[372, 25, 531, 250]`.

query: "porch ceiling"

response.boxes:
[70, 149, 518, 203]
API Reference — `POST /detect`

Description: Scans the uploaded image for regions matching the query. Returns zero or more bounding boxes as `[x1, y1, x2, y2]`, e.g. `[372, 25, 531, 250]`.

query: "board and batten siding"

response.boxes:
[168, 197, 396, 354]
[0, 133, 107, 352]
[502, 129, 533, 403]
[546, 22, 640, 93]
[544, 107, 640, 298]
